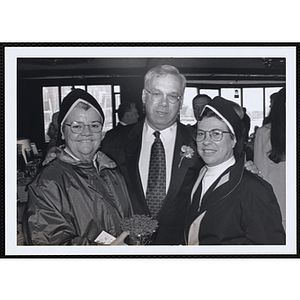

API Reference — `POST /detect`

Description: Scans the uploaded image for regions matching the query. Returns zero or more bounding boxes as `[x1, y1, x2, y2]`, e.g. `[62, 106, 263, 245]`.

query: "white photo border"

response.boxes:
[5, 45, 297, 256]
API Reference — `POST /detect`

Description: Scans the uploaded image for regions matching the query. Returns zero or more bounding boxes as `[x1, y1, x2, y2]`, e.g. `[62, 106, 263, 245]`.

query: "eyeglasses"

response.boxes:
[145, 88, 182, 104]
[193, 129, 232, 142]
[64, 121, 103, 134]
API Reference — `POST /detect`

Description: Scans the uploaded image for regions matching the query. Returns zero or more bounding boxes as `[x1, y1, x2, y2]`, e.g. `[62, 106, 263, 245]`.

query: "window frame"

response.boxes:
[181, 85, 284, 133]
[42, 84, 120, 143]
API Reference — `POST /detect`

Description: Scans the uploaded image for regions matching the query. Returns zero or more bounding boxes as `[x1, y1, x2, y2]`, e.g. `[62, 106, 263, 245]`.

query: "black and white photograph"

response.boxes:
[1, 1, 299, 297]
[4, 45, 297, 257]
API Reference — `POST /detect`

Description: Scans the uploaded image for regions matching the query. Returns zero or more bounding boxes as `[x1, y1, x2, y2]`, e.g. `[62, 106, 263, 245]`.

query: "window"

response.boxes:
[87, 85, 113, 133]
[114, 85, 121, 123]
[242, 87, 281, 134]
[199, 89, 219, 99]
[180, 88, 220, 125]
[182, 86, 284, 136]
[61, 86, 85, 99]
[243, 88, 264, 134]
[180, 87, 197, 125]
[43, 87, 59, 142]
[221, 88, 241, 104]
[265, 87, 282, 118]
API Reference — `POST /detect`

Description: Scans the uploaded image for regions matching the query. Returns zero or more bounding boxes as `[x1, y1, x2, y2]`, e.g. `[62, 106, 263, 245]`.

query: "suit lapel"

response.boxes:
[124, 121, 201, 219]
[157, 123, 198, 219]
[124, 120, 150, 214]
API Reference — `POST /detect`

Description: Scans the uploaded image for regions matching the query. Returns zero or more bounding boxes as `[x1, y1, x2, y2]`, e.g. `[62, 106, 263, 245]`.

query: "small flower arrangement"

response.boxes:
[178, 145, 194, 168]
[120, 214, 158, 245]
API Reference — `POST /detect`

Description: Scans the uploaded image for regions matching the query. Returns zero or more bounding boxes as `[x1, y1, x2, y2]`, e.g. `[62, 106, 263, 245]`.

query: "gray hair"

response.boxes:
[75, 101, 94, 111]
[144, 65, 186, 94]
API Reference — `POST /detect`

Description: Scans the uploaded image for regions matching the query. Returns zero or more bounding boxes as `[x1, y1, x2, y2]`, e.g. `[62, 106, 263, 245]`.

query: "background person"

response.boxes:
[263, 92, 278, 125]
[254, 87, 286, 230]
[242, 107, 251, 142]
[103, 102, 139, 145]
[117, 102, 139, 126]
[46, 111, 59, 152]
[191, 94, 212, 128]
[23, 89, 132, 245]
[185, 96, 285, 245]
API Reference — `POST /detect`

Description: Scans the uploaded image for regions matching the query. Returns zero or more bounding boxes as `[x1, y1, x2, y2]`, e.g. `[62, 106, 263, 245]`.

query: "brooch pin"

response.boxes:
[178, 145, 194, 168]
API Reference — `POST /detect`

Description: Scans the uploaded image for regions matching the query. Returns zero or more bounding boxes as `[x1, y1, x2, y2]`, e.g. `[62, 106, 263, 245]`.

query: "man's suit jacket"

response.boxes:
[101, 120, 203, 244]
[102, 123, 125, 143]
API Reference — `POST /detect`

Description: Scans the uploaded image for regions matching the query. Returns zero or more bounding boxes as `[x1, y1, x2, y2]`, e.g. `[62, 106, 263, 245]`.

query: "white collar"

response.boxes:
[64, 147, 80, 161]
[206, 156, 236, 177]
[144, 119, 177, 141]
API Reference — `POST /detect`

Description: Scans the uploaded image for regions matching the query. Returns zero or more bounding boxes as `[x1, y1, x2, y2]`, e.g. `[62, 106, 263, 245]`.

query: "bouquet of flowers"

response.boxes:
[120, 214, 158, 245]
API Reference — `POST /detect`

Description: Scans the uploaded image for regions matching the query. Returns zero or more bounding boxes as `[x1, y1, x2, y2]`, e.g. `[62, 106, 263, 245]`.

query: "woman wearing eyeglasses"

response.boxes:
[23, 89, 132, 245]
[185, 96, 285, 245]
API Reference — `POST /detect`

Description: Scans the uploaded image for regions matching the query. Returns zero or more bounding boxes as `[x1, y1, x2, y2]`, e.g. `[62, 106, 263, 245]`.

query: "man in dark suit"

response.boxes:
[101, 65, 202, 245]
[117, 102, 139, 126]
[101, 65, 260, 245]
[103, 102, 139, 141]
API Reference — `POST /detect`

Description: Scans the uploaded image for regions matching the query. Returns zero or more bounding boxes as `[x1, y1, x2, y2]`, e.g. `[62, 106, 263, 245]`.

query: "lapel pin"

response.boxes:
[178, 145, 194, 168]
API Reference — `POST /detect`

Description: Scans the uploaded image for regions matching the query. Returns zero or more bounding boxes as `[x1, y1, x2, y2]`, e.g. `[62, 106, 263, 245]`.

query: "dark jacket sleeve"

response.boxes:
[23, 177, 91, 245]
[101, 168, 133, 220]
[101, 124, 134, 165]
[241, 174, 285, 245]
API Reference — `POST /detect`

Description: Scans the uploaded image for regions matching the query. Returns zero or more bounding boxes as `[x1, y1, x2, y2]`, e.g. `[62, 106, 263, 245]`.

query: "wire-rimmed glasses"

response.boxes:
[193, 129, 232, 142]
[64, 121, 103, 134]
[145, 88, 182, 104]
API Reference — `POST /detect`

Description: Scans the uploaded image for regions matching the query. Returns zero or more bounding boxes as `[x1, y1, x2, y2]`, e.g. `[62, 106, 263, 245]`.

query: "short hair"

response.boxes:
[75, 101, 94, 111]
[192, 94, 212, 104]
[117, 102, 136, 121]
[144, 65, 186, 94]
[270, 92, 278, 103]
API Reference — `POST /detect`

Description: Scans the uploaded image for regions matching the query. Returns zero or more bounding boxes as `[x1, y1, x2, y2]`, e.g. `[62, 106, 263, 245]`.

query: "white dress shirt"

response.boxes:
[139, 120, 177, 196]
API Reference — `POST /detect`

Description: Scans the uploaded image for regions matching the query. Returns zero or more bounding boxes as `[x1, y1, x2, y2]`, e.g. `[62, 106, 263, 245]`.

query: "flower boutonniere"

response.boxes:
[178, 145, 194, 168]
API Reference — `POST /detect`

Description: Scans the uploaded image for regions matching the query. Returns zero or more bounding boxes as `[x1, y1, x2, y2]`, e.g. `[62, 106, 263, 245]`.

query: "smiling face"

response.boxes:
[142, 74, 183, 131]
[197, 116, 235, 167]
[62, 105, 102, 161]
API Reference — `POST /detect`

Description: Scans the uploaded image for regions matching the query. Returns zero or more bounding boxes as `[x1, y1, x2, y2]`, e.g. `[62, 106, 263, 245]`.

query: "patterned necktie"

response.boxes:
[146, 131, 166, 218]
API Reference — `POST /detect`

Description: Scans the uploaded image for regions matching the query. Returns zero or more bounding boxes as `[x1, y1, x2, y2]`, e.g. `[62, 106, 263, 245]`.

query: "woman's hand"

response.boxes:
[110, 231, 130, 245]
[244, 160, 262, 177]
